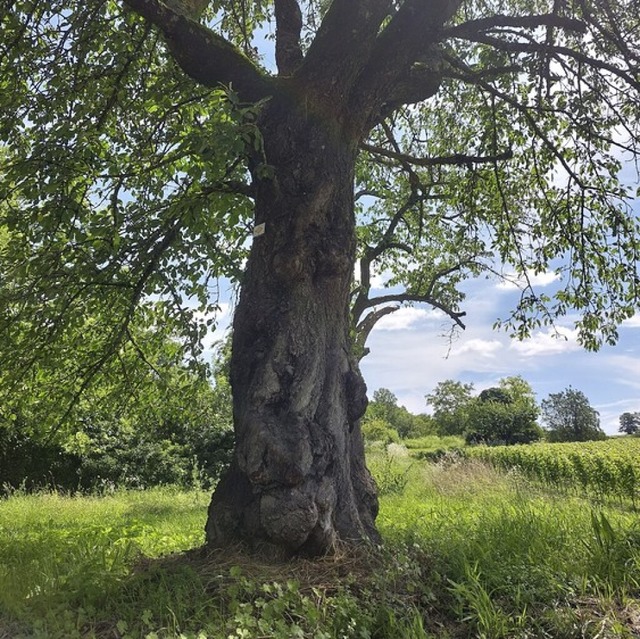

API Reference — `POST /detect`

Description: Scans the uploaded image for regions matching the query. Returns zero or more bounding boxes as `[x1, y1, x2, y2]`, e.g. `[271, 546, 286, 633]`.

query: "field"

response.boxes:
[1, 445, 640, 638]
[465, 437, 640, 505]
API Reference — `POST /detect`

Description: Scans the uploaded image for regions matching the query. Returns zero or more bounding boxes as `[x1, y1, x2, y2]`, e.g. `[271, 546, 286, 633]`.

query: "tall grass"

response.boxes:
[1, 457, 640, 638]
[377, 455, 640, 637]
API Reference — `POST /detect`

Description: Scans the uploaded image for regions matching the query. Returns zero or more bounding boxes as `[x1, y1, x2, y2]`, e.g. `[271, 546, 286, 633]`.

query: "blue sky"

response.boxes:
[360, 274, 640, 435]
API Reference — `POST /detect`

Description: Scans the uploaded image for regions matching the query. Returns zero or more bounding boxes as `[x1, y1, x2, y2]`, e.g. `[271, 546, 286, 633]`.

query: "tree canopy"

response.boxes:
[426, 376, 541, 444]
[2, 0, 639, 408]
[465, 377, 542, 445]
[425, 379, 475, 435]
[619, 411, 640, 435]
[541, 387, 606, 442]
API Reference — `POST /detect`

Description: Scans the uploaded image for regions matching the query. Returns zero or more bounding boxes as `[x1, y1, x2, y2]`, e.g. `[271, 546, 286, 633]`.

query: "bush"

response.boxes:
[362, 418, 400, 444]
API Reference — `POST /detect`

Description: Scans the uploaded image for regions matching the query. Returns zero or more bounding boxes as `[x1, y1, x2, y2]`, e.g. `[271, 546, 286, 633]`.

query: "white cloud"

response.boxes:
[509, 326, 580, 357]
[497, 269, 560, 291]
[455, 338, 503, 357]
[373, 307, 437, 331]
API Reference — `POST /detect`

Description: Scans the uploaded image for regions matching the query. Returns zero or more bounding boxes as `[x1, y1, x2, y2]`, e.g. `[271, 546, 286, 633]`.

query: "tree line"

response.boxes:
[0, 330, 234, 493]
[363, 377, 628, 445]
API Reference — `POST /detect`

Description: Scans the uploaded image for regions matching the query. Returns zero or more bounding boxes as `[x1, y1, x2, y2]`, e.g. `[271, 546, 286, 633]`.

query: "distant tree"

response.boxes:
[404, 413, 438, 439]
[369, 388, 399, 421]
[619, 412, 640, 435]
[500, 376, 538, 407]
[365, 388, 434, 439]
[541, 388, 606, 442]
[466, 378, 541, 445]
[426, 380, 475, 435]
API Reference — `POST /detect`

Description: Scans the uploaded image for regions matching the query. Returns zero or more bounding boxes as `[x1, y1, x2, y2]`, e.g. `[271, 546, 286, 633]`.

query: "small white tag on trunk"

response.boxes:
[253, 222, 266, 237]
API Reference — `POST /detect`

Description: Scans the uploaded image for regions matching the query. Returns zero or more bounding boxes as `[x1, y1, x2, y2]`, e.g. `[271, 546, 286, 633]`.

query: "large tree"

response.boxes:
[1, 0, 639, 555]
[541, 387, 606, 442]
[619, 411, 640, 435]
[466, 376, 542, 445]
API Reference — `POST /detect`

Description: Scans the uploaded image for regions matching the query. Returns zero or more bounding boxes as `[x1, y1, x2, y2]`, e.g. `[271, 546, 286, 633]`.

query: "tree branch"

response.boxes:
[445, 30, 640, 92]
[348, 0, 462, 129]
[44, 211, 185, 443]
[363, 294, 467, 329]
[444, 13, 586, 39]
[121, 0, 273, 102]
[380, 57, 444, 112]
[274, 0, 303, 76]
[361, 144, 514, 168]
[354, 305, 399, 358]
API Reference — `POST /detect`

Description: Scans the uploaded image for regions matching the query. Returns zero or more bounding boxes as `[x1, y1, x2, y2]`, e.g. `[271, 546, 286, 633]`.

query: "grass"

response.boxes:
[1, 453, 640, 638]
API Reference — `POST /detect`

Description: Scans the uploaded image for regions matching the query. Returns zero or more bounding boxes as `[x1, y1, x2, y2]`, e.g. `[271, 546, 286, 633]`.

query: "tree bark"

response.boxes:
[205, 91, 379, 556]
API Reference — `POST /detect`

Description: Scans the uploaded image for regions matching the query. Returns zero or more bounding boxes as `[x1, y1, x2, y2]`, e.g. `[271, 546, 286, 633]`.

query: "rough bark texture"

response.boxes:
[205, 92, 379, 556]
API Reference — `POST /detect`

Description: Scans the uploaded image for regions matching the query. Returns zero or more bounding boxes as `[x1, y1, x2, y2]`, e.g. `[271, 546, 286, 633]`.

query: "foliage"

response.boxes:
[465, 376, 542, 445]
[361, 418, 400, 445]
[364, 388, 436, 439]
[541, 387, 606, 442]
[465, 399, 542, 446]
[425, 379, 475, 436]
[0, 340, 234, 492]
[466, 438, 640, 505]
[0, 1, 257, 440]
[426, 376, 541, 444]
[619, 411, 640, 435]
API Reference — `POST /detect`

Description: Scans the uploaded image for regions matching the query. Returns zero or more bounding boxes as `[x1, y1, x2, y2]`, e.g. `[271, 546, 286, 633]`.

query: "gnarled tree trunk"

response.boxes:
[205, 95, 379, 556]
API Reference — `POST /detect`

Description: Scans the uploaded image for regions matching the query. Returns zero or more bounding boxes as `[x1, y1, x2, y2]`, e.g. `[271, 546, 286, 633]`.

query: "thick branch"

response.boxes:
[297, 0, 392, 101]
[349, 0, 463, 129]
[379, 56, 444, 115]
[363, 294, 467, 329]
[274, 0, 303, 75]
[121, 0, 272, 102]
[354, 305, 399, 358]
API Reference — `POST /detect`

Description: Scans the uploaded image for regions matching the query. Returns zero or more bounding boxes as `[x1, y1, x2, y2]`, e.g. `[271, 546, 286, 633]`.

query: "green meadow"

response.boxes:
[2, 447, 640, 639]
